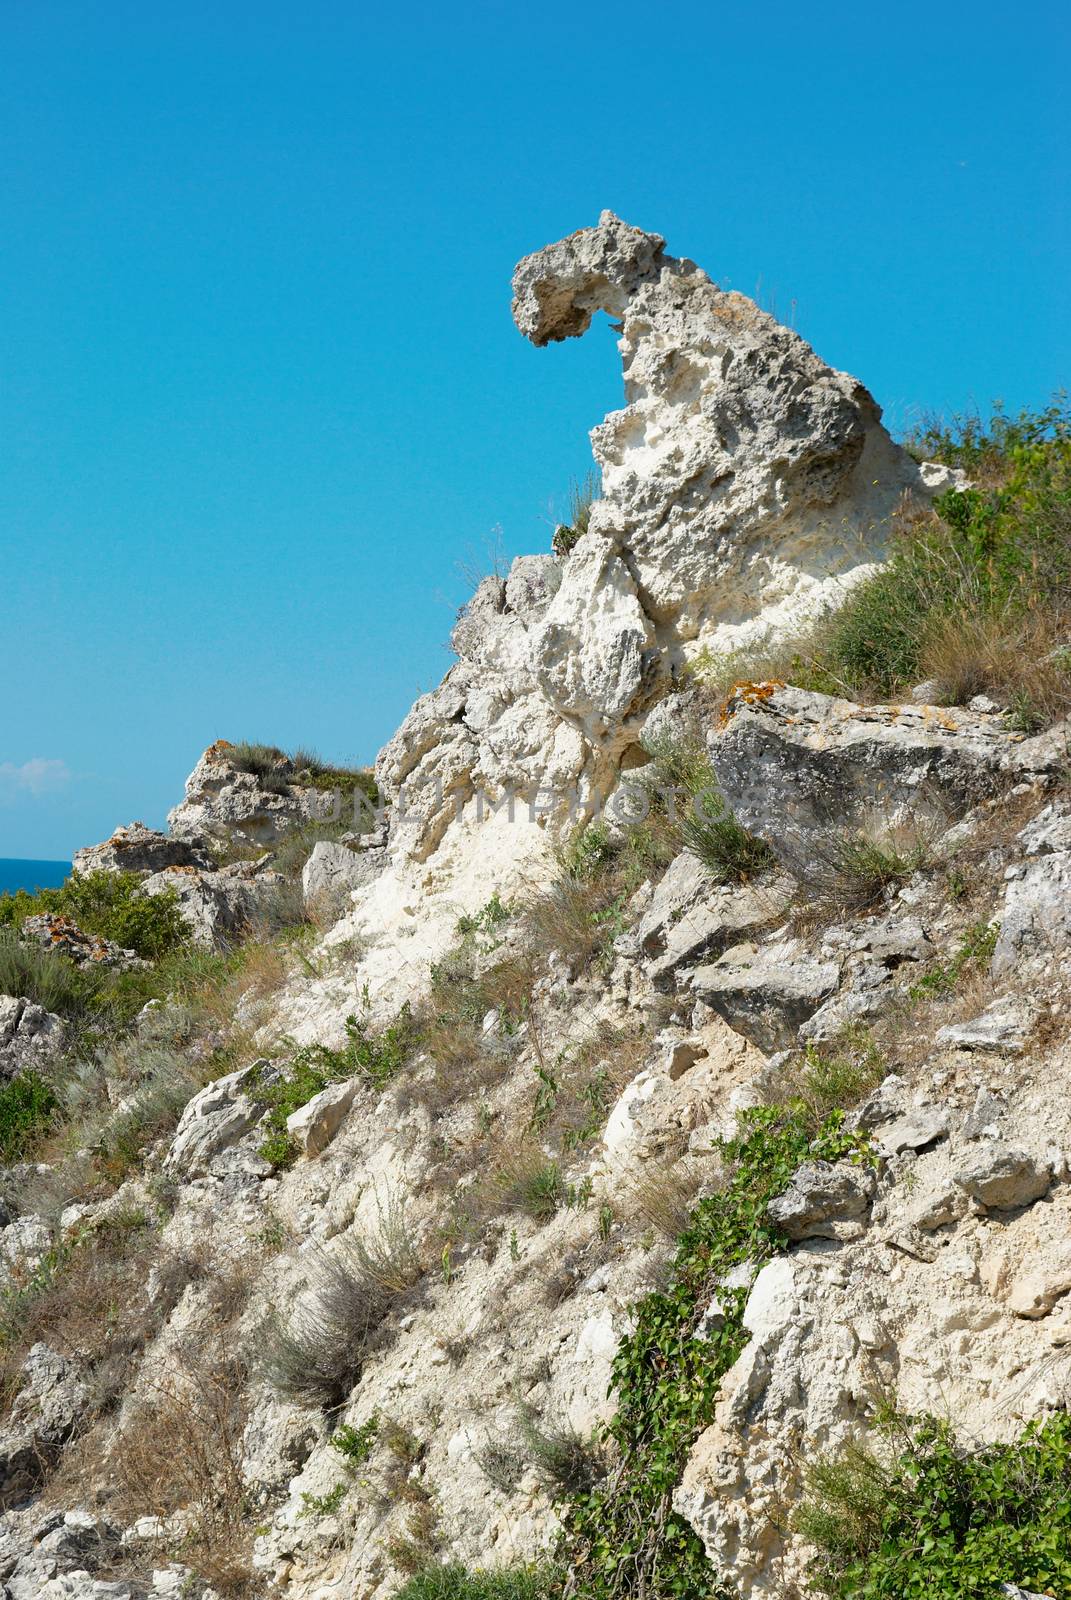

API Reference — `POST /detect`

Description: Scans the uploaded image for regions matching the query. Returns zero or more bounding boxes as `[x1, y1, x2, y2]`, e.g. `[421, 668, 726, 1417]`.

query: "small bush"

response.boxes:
[625, 1159, 701, 1241]
[331, 1414, 379, 1466]
[553, 471, 599, 558]
[516, 1406, 607, 1499]
[796, 1412, 1071, 1599]
[109, 1345, 252, 1597]
[772, 1032, 885, 1133]
[0, 871, 189, 961]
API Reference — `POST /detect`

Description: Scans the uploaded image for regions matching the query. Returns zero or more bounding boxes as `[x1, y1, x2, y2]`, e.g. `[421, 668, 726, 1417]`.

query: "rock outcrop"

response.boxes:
[3, 215, 1069, 1600]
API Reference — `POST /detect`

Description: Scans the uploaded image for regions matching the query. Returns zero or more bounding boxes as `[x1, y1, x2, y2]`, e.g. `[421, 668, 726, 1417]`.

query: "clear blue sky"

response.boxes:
[3, 0, 1068, 859]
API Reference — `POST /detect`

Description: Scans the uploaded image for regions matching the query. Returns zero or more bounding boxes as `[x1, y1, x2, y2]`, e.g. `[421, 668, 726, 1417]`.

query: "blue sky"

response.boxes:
[3, 0, 1068, 859]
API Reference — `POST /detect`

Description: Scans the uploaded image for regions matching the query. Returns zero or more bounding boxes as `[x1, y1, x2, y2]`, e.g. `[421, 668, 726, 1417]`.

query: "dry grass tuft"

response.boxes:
[109, 1344, 254, 1597]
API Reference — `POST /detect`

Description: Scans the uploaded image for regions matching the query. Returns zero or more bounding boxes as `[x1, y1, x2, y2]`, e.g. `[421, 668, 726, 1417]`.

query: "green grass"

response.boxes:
[0, 1072, 58, 1161]
[229, 740, 379, 806]
[796, 1412, 1071, 1599]
[395, 1564, 555, 1600]
[0, 870, 189, 961]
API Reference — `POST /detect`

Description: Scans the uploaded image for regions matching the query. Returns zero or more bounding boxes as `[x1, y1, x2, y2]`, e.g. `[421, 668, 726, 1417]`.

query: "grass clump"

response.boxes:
[395, 1564, 555, 1600]
[259, 1223, 418, 1407]
[768, 1030, 885, 1133]
[229, 741, 379, 807]
[557, 1103, 871, 1600]
[796, 1411, 1071, 1599]
[552, 471, 599, 558]
[640, 733, 774, 885]
[0, 934, 107, 1025]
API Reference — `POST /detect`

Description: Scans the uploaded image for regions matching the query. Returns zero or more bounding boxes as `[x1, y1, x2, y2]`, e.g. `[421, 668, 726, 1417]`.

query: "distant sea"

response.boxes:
[0, 859, 72, 896]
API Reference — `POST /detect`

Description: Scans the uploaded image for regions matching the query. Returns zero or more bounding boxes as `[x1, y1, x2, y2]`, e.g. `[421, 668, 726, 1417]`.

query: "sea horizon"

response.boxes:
[0, 857, 72, 896]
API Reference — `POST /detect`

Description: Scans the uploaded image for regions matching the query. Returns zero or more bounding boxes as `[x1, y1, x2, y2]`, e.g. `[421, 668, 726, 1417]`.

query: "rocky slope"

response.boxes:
[0, 216, 1068, 1600]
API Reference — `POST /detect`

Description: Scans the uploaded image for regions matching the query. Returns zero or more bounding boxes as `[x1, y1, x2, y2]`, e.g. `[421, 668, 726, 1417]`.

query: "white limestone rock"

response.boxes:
[0, 996, 66, 1079]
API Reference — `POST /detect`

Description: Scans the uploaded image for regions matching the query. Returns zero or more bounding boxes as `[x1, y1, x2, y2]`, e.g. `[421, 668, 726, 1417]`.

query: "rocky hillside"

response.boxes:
[1, 214, 1069, 1600]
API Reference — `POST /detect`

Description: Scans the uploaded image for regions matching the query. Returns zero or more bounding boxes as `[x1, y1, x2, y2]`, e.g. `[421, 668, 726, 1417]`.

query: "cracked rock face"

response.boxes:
[379, 212, 955, 869]
[513, 210, 943, 642]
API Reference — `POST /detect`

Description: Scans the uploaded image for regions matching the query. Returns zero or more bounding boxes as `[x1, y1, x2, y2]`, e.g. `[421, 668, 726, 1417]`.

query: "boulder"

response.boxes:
[140, 858, 285, 947]
[0, 1344, 88, 1504]
[953, 1145, 1052, 1210]
[874, 1107, 951, 1157]
[766, 1160, 876, 1240]
[164, 1068, 261, 1177]
[710, 686, 1033, 876]
[692, 942, 839, 1051]
[71, 822, 208, 878]
[936, 998, 1033, 1054]
[286, 1077, 362, 1158]
[0, 996, 65, 1078]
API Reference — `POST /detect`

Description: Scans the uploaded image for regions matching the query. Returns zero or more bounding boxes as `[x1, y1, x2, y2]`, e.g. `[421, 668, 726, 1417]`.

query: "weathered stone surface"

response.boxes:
[512, 211, 935, 643]
[140, 858, 285, 948]
[1018, 802, 1071, 857]
[936, 998, 1033, 1054]
[710, 687, 1030, 875]
[72, 822, 208, 878]
[992, 853, 1071, 977]
[286, 1077, 362, 1158]
[0, 1345, 88, 1504]
[767, 1160, 875, 1240]
[644, 875, 787, 990]
[1006, 1256, 1071, 1319]
[0, 997, 65, 1079]
[692, 942, 839, 1051]
[875, 1108, 951, 1157]
[954, 1145, 1051, 1210]
[302, 841, 386, 912]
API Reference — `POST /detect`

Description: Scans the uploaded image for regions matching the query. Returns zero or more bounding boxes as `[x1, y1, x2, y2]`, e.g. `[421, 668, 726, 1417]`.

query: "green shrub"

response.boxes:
[256, 1008, 418, 1168]
[558, 1104, 871, 1600]
[641, 732, 774, 884]
[0, 1072, 57, 1161]
[797, 1412, 1071, 1599]
[394, 1563, 555, 1600]
[0, 871, 189, 961]
[331, 1414, 379, 1466]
